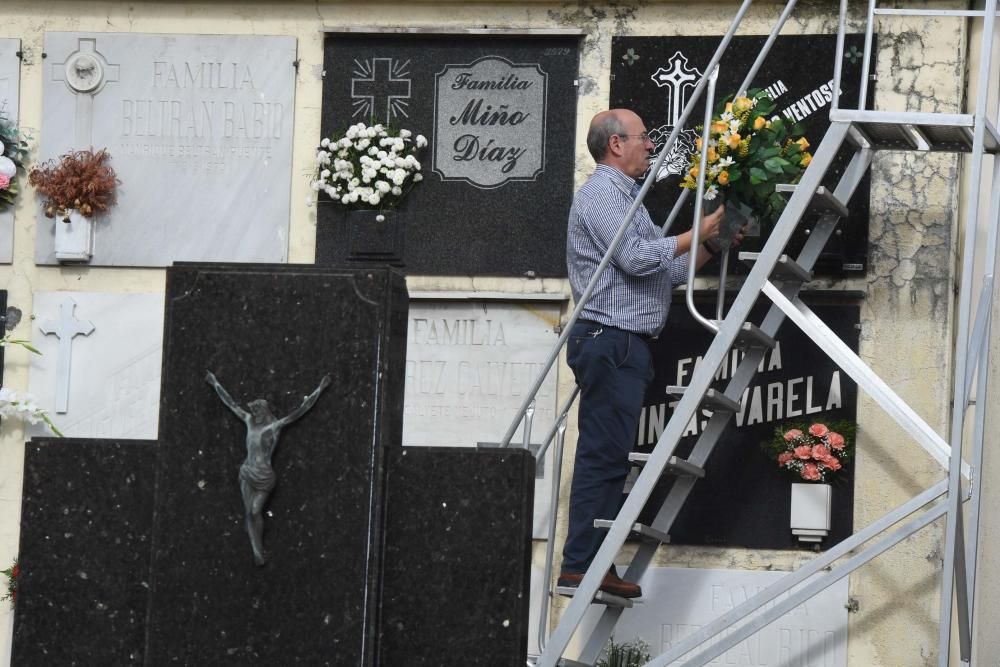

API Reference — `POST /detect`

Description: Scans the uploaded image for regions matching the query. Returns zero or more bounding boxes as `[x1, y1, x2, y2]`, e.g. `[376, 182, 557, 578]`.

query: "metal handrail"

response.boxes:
[686, 66, 723, 334]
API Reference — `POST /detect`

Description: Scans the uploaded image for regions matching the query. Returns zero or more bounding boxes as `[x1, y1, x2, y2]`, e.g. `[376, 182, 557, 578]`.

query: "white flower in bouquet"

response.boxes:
[312, 122, 427, 214]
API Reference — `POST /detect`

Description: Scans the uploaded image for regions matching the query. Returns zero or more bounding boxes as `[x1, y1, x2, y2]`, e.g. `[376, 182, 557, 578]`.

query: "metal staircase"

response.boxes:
[504, 1, 999, 665]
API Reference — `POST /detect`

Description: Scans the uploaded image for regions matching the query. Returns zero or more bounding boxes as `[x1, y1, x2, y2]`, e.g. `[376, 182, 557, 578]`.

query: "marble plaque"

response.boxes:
[433, 56, 546, 188]
[402, 298, 562, 538]
[37, 33, 297, 266]
[575, 567, 849, 666]
[28, 292, 163, 439]
[0, 39, 20, 264]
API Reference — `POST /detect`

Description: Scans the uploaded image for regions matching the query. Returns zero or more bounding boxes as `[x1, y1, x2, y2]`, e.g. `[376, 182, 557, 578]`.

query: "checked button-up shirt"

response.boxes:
[566, 164, 692, 337]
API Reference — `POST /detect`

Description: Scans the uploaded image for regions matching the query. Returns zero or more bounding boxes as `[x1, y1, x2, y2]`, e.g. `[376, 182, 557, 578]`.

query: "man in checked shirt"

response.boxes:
[558, 109, 731, 599]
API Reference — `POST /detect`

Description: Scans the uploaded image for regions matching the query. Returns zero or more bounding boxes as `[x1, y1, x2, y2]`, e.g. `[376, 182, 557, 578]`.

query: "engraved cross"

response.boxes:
[352, 58, 411, 122]
[652, 52, 701, 128]
[51, 38, 120, 147]
[40, 296, 95, 414]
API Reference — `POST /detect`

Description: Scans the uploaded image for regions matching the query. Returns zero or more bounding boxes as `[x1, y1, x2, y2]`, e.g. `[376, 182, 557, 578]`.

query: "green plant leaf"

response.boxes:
[749, 167, 768, 184]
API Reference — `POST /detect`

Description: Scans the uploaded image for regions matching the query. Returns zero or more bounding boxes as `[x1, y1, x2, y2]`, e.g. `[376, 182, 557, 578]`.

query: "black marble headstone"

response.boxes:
[378, 447, 534, 667]
[13, 439, 156, 666]
[637, 292, 860, 549]
[610, 34, 875, 276]
[13, 264, 536, 667]
[316, 33, 579, 277]
[145, 264, 409, 664]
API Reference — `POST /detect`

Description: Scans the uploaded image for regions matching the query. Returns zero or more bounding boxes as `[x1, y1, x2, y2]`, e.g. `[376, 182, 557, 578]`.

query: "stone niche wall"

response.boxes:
[0, 2, 971, 666]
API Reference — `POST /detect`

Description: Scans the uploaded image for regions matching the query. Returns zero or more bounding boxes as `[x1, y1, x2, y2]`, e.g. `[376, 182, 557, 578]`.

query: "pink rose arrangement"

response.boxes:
[764, 420, 854, 483]
[0, 113, 29, 211]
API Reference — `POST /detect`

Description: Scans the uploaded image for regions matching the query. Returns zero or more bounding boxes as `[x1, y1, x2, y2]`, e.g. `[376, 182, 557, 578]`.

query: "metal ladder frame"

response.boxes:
[514, 1, 1000, 665]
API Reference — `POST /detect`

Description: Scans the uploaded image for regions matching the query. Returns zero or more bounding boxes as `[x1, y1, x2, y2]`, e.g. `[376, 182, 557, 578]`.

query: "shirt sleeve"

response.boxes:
[579, 190, 679, 277]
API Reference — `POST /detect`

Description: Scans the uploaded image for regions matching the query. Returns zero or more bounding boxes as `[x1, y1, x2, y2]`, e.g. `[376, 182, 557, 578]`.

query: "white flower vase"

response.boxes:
[790, 482, 832, 543]
[54, 208, 95, 263]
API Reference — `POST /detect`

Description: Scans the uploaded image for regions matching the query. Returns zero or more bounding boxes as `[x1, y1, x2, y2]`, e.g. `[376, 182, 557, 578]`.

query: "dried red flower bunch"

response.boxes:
[28, 148, 119, 220]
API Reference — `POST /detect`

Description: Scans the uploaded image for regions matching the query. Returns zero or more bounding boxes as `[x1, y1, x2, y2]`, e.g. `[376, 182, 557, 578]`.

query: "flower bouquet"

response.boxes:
[28, 148, 119, 221]
[764, 420, 854, 483]
[0, 115, 29, 212]
[311, 122, 427, 220]
[681, 89, 812, 233]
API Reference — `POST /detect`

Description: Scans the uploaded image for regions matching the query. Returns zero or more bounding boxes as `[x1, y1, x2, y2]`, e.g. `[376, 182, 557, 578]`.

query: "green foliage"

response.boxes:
[596, 637, 651, 667]
[681, 88, 813, 230]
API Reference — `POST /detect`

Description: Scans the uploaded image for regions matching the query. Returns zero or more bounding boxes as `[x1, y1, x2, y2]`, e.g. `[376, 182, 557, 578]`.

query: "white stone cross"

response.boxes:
[652, 51, 701, 128]
[40, 296, 95, 414]
[51, 37, 120, 147]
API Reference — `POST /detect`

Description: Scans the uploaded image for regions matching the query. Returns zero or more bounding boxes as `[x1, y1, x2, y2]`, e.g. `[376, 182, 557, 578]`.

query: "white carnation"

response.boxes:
[413, 173, 423, 182]
[392, 186, 402, 196]
[416, 134, 428, 148]
[320, 137, 331, 148]
[399, 129, 412, 139]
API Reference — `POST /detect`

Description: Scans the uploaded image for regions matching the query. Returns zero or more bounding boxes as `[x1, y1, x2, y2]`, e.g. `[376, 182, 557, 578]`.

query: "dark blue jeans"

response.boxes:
[561, 321, 654, 574]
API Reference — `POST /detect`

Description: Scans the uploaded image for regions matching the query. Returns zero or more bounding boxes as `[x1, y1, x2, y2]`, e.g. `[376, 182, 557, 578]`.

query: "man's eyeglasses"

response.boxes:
[617, 132, 650, 142]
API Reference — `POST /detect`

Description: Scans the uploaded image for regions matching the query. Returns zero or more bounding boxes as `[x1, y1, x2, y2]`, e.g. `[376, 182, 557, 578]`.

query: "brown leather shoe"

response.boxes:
[557, 568, 642, 599]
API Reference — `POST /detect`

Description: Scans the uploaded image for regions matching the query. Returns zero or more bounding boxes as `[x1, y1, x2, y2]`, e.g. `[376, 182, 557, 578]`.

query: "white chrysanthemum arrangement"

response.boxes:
[311, 122, 427, 221]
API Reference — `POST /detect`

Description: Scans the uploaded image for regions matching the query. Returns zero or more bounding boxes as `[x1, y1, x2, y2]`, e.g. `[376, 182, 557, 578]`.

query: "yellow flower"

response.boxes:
[695, 137, 703, 150]
[796, 137, 810, 150]
[765, 120, 772, 128]
[733, 96, 753, 112]
[717, 170, 730, 186]
[800, 152, 812, 167]
[739, 138, 750, 158]
[689, 166, 699, 178]
[707, 147, 719, 163]
[711, 121, 728, 135]
[727, 133, 741, 149]
[753, 116, 766, 131]
[725, 102, 734, 113]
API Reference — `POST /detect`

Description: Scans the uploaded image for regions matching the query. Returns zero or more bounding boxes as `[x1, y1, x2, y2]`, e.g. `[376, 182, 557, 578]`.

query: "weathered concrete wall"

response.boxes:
[0, 1, 973, 665]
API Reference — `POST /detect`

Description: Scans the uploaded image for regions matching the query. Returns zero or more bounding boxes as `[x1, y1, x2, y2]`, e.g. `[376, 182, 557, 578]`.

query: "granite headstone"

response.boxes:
[37, 33, 297, 266]
[317, 33, 579, 276]
[12, 439, 156, 666]
[0, 39, 21, 264]
[379, 446, 534, 666]
[13, 265, 535, 667]
[637, 292, 860, 549]
[610, 34, 875, 275]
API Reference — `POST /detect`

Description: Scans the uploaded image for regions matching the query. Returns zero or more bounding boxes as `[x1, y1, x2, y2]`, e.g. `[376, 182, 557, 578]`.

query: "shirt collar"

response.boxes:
[595, 163, 640, 196]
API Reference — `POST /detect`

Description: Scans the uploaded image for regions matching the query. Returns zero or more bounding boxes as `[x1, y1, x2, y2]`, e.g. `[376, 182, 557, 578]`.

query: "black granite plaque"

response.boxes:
[378, 447, 534, 667]
[637, 292, 860, 549]
[145, 265, 409, 665]
[611, 34, 875, 276]
[13, 439, 156, 666]
[317, 34, 580, 276]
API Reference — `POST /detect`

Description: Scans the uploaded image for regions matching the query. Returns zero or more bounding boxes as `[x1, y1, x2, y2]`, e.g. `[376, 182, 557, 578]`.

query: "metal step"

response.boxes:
[738, 252, 813, 283]
[666, 385, 741, 413]
[527, 656, 591, 667]
[594, 519, 671, 544]
[629, 453, 707, 478]
[774, 184, 849, 218]
[830, 110, 1000, 153]
[555, 587, 634, 608]
[715, 321, 776, 351]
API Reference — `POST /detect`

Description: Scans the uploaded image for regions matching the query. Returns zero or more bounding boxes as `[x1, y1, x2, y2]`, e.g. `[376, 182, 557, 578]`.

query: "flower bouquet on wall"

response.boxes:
[0, 114, 29, 212]
[28, 148, 119, 263]
[681, 90, 812, 246]
[763, 420, 855, 544]
[311, 122, 427, 264]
